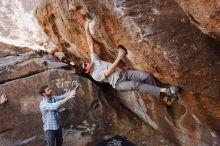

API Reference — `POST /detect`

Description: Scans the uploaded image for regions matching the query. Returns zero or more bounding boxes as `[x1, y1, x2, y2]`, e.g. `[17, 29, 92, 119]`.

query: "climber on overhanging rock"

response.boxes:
[0, 94, 7, 105]
[80, 20, 180, 105]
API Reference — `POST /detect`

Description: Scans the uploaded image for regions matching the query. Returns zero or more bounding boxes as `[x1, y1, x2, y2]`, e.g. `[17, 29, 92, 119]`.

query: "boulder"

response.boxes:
[35, 0, 220, 145]
[175, 0, 220, 40]
[35, 0, 220, 98]
[0, 69, 112, 146]
[0, 49, 174, 146]
[0, 50, 68, 84]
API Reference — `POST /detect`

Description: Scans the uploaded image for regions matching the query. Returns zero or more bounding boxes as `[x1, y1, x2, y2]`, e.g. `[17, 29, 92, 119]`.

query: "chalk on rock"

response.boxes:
[54, 52, 66, 61]
[89, 19, 96, 35]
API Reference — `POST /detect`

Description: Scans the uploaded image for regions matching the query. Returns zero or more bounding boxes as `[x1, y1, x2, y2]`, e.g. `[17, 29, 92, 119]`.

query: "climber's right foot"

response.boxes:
[165, 86, 181, 100]
[166, 86, 180, 95]
[162, 95, 178, 106]
[85, 12, 93, 21]
[162, 86, 181, 106]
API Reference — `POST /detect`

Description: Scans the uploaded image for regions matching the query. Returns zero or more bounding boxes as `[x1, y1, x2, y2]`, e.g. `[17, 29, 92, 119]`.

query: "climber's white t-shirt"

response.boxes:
[90, 53, 122, 88]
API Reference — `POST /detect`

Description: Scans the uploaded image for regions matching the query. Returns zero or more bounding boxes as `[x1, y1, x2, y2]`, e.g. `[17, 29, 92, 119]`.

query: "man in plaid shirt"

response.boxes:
[39, 85, 79, 146]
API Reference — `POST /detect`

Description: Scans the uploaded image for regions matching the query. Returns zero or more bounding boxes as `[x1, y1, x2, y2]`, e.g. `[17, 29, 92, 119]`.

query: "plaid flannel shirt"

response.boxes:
[40, 92, 69, 131]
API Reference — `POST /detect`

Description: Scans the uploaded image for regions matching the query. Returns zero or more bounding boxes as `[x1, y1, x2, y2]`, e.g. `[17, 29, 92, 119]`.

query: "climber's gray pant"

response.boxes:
[115, 70, 161, 98]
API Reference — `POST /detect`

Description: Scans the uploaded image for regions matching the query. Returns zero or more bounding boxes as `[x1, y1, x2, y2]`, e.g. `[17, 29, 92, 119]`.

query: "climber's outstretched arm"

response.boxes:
[85, 20, 95, 55]
[104, 49, 125, 77]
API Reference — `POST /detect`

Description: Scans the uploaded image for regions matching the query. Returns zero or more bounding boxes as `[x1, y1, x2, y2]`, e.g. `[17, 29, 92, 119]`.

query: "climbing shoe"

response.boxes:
[165, 86, 181, 101]
[163, 95, 179, 106]
[166, 86, 180, 95]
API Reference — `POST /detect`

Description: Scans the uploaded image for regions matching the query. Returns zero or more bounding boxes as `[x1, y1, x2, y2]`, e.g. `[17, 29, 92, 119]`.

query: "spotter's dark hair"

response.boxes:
[39, 85, 49, 96]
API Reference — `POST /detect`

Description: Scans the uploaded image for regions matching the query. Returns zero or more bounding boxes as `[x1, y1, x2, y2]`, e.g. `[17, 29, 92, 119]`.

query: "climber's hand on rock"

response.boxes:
[117, 49, 126, 59]
[118, 47, 127, 55]
[118, 49, 126, 57]
[85, 12, 93, 22]
[87, 18, 93, 23]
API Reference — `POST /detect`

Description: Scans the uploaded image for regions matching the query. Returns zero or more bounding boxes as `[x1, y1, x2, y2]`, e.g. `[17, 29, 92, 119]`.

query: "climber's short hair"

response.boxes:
[39, 85, 49, 96]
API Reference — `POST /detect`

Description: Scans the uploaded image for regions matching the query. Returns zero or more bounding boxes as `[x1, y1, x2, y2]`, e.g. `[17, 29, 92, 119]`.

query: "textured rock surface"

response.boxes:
[0, 48, 174, 146]
[35, 0, 220, 145]
[0, 0, 48, 49]
[35, 0, 220, 98]
[175, 0, 220, 40]
[0, 50, 68, 84]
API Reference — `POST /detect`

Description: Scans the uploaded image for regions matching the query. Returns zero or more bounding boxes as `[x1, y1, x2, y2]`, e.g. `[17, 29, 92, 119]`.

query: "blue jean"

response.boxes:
[115, 70, 161, 98]
[45, 129, 63, 146]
